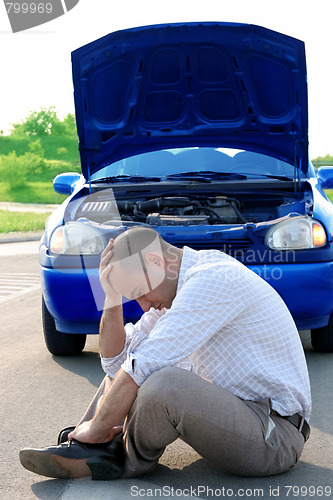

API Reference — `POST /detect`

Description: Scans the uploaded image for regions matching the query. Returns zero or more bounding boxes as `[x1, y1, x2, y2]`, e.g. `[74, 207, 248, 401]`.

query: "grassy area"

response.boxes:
[0, 210, 51, 233]
[0, 135, 80, 204]
[0, 160, 76, 204]
[0, 135, 80, 163]
[0, 135, 80, 232]
[0, 182, 66, 204]
[326, 190, 333, 203]
[0, 134, 333, 233]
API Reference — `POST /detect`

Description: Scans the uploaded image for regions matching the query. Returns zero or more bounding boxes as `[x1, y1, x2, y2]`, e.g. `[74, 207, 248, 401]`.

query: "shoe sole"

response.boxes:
[19, 449, 91, 479]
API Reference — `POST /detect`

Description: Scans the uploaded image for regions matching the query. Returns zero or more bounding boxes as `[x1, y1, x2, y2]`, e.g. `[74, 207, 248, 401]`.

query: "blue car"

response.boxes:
[39, 22, 333, 355]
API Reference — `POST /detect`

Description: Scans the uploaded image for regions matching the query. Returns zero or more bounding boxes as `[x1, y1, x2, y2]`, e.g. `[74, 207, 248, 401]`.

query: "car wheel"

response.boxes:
[311, 315, 333, 353]
[42, 297, 86, 356]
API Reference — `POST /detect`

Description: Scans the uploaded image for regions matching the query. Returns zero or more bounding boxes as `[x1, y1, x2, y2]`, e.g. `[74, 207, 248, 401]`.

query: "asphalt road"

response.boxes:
[0, 241, 332, 500]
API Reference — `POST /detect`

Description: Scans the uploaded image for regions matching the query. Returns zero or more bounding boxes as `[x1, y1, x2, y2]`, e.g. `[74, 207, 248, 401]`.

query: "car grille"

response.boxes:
[76, 201, 118, 222]
[219, 239, 253, 256]
[177, 238, 253, 257]
[191, 239, 255, 263]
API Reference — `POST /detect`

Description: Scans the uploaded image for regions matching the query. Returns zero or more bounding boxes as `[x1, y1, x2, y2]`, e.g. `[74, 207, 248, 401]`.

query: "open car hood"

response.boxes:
[71, 22, 308, 179]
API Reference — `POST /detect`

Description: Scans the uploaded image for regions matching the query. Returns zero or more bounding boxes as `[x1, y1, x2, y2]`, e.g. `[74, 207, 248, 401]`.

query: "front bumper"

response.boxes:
[248, 261, 333, 329]
[40, 242, 333, 333]
[40, 244, 142, 333]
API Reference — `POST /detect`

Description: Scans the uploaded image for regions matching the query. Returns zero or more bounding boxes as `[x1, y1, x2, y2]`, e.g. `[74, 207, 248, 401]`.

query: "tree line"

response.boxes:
[0, 107, 78, 191]
[7, 107, 77, 138]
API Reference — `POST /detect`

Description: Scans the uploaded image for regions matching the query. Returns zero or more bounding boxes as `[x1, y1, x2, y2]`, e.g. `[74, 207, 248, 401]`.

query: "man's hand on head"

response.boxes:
[100, 238, 122, 308]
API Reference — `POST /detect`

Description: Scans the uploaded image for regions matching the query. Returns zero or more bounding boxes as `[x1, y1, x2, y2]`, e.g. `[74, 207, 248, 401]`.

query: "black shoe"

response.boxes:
[57, 426, 76, 445]
[19, 438, 125, 480]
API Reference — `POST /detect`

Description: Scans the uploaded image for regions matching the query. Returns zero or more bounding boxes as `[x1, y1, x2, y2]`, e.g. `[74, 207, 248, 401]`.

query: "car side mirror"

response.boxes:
[53, 172, 82, 195]
[317, 166, 333, 190]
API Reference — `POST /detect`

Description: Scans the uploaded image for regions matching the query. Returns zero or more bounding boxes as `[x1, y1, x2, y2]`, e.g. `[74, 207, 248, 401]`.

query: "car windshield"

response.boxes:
[90, 147, 302, 181]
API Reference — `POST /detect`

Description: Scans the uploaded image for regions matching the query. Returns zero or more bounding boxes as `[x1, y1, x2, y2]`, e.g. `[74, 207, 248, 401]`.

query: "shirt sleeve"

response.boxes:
[121, 266, 242, 386]
[100, 307, 165, 378]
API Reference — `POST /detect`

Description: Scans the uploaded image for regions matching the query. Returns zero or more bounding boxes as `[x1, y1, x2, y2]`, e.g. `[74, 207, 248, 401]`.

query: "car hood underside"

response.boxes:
[71, 22, 308, 179]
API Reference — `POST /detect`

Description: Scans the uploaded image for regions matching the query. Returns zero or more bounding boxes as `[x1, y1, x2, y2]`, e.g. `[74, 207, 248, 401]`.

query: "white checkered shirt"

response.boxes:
[101, 246, 311, 422]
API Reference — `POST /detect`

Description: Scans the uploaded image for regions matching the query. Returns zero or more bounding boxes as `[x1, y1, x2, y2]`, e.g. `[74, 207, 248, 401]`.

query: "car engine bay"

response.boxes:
[71, 187, 312, 228]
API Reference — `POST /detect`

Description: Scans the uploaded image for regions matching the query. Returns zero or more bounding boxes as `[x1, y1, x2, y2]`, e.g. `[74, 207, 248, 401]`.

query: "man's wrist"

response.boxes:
[90, 415, 111, 437]
[103, 299, 123, 310]
[99, 304, 126, 358]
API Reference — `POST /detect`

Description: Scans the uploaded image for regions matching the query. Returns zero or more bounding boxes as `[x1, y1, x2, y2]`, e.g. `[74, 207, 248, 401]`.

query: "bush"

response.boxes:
[0, 151, 27, 189]
[57, 147, 69, 156]
[10, 107, 78, 138]
[28, 138, 44, 156]
[312, 154, 333, 167]
[0, 139, 46, 190]
[11, 107, 65, 136]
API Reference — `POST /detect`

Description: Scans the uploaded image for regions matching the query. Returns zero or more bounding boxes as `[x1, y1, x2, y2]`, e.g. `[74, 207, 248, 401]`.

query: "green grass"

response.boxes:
[0, 157, 79, 204]
[0, 135, 80, 163]
[0, 181, 67, 204]
[0, 135, 80, 231]
[0, 209, 51, 233]
[326, 190, 333, 203]
[0, 135, 80, 204]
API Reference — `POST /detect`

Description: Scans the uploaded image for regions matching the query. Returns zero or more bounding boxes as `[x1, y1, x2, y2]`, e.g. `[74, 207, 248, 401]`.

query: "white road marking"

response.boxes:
[0, 273, 40, 302]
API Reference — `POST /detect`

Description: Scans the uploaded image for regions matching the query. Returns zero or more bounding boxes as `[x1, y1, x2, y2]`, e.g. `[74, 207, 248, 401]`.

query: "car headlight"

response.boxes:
[50, 222, 106, 255]
[265, 217, 327, 250]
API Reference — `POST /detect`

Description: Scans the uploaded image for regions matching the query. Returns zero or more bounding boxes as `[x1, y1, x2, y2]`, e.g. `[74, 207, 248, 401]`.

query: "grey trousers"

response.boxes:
[78, 366, 306, 478]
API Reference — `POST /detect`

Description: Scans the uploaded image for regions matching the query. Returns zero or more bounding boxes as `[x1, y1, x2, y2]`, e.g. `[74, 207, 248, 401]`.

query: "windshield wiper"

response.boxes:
[92, 175, 161, 183]
[243, 173, 294, 181]
[166, 171, 247, 181]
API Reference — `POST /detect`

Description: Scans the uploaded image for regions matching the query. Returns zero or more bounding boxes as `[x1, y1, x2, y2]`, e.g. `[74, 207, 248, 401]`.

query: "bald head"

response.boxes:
[109, 227, 183, 306]
[112, 227, 169, 267]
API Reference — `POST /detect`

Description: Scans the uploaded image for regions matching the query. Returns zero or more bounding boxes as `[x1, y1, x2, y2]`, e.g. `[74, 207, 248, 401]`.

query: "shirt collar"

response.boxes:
[176, 246, 199, 295]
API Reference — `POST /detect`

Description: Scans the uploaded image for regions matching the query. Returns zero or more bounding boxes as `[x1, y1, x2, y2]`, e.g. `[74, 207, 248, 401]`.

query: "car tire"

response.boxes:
[311, 315, 333, 353]
[42, 297, 86, 356]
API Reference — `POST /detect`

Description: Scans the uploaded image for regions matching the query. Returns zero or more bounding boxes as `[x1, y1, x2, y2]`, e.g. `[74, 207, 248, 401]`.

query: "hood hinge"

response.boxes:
[87, 164, 92, 194]
[292, 128, 302, 192]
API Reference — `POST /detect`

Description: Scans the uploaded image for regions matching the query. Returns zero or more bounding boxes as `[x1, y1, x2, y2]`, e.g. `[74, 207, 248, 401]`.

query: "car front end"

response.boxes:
[39, 22, 333, 354]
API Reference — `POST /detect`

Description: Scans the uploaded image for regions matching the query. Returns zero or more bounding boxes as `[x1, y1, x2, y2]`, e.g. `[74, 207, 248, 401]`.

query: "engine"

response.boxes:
[75, 196, 256, 226]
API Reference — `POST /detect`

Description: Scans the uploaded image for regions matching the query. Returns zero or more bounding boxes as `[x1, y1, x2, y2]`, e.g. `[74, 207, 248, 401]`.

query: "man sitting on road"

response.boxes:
[20, 226, 311, 479]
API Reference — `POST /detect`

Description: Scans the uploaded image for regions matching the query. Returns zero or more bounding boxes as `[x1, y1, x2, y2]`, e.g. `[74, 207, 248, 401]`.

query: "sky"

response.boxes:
[0, 0, 332, 159]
